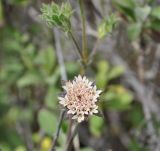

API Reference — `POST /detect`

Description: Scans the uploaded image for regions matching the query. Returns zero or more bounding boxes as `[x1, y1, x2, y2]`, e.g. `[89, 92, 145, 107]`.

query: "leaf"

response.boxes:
[108, 66, 124, 80]
[34, 46, 56, 75]
[45, 86, 59, 109]
[66, 62, 80, 76]
[127, 23, 142, 40]
[113, 0, 136, 21]
[14, 146, 27, 151]
[104, 85, 133, 111]
[45, 67, 60, 85]
[151, 6, 160, 19]
[96, 61, 109, 88]
[89, 115, 104, 137]
[149, 19, 160, 31]
[17, 72, 42, 87]
[135, 6, 151, 22]
[40, 2, 73, 33]
[38, 109, 57, 136]
[98, 14, 118, 39]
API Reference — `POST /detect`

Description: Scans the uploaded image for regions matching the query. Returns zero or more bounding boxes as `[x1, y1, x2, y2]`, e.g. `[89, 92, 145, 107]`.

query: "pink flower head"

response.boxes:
[58, 75, 102, 123]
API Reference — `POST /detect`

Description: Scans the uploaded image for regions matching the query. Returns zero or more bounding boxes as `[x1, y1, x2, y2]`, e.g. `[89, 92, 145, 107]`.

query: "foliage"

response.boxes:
[98, 14, 118, 39]
[40, 2, 73, 33]
[0, 0, 159, 151]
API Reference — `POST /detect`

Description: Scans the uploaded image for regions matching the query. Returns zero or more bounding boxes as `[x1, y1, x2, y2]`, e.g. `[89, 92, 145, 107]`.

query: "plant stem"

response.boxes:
[69, 31, 83, 59]
[78, 0, 88, 62]
[50, 110, 66, 151]
[50, 29, 67, 151]
[65, 124, 79, 151]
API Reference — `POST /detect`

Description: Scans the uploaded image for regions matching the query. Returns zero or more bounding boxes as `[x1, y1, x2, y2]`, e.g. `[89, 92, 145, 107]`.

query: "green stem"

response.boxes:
[78, 0, 88, 62]
[69, 31, 83, 59]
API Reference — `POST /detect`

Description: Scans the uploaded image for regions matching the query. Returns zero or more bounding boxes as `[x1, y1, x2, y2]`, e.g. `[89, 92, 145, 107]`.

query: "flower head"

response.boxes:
[58, 75, 102, 123]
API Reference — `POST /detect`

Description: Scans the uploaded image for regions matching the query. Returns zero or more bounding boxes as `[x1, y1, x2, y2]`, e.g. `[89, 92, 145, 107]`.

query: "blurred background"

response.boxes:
[0, 0, 160, 151]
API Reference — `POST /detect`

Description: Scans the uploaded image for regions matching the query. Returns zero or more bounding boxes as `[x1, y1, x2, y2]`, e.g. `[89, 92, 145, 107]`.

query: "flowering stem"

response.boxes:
[69, 31, 83, 58]
[50, 29, 67, 151]
[65, 124, 79, 151]
[50, 110, 66, 151]
[78, 0, 88, 63]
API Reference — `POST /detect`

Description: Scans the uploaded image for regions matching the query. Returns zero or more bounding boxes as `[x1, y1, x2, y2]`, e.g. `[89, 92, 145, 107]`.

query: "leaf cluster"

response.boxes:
[40, 2, 73, 33]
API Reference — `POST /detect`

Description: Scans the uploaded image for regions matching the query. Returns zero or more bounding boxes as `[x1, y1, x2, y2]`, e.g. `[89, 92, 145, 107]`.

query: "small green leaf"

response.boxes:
[96, 61, 109, 88]
[89, 115, 104, 137]
[148, 19, 160, 31]
[135, 6, 151, 22]
[108, 66, 124, 80]
[45, 86, 59, 109]
[98, 14, 118, 39]
[34, 46, 56, 75]
[17, 72, 43, 87]
[151, 6, 160, 19]
[104, 85, 133, 110]
[113, 0, 136, 21]
[38, 109, 57, 136]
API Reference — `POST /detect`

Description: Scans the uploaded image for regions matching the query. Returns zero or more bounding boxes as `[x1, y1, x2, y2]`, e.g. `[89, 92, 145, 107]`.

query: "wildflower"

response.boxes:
[58, 75, 102, 123]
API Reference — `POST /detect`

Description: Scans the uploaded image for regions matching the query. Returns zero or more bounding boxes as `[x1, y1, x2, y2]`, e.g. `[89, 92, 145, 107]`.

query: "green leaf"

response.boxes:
[34, 46, 56, 75]
[96, 61, 109, 88]
[40, 2, 73, 33]
[148, 18, 160, 31]
[98, 14, 118, 39]
[127, 23, 142, 40]
[135, 6, 151, 22]
[66, 62, 80, 76]
[17, 72, 43, 87]
[45, 67, 60, 85]
[151, 6, 160, 19]
[113, 0, 136, 21]
[108, 66, 124, 80]
[104, 85, 133, 111]
[45, 86, 59, 109]
[89, 115, 104, 137]
[14, 146, 27, 151]
[38, 109, 57, 136]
